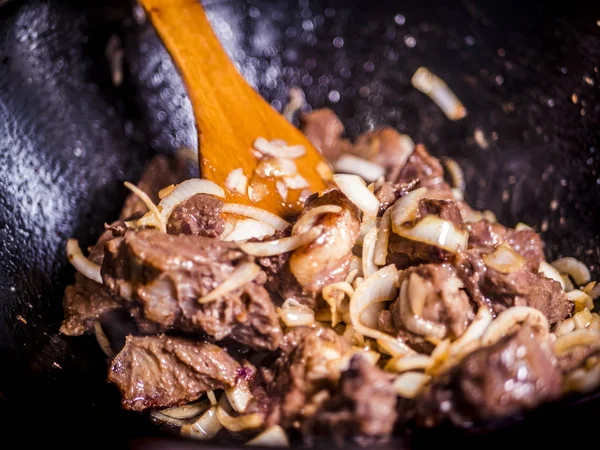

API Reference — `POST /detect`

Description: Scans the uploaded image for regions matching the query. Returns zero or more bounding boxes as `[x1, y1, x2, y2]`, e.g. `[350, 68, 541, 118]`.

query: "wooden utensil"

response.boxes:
[139, 0, 330, 217]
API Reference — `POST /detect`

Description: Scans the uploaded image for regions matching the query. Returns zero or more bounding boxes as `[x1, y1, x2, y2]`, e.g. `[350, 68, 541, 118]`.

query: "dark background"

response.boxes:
[0, 0, 599, 447]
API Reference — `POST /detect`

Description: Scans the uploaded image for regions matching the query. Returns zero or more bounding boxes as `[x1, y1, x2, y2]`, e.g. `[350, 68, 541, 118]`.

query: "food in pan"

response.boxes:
[61, 94, 599, 446]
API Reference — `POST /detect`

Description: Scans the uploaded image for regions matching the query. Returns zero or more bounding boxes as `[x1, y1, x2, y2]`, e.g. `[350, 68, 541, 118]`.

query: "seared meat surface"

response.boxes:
[109, 335, 241, 411]
[167, 193, 225, 237]
[101, 230, 282, 350]
[417, 326, 562, 426]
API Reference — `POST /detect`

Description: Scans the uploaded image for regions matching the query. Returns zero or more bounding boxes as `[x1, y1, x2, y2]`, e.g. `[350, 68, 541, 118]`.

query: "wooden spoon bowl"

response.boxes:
[139, 0, 330, 217]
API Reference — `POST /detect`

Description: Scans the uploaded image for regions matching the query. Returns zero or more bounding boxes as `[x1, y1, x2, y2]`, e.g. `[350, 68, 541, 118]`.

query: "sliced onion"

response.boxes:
[556, 318, 575, 337]
[362, 226, 378, 278]
[562, 274, 575, 292]
[565, 365, 600, 394]
[216, 395, 263, 432]
[225, 383, 252, 413]
[137, 179, 225, 230]
[254, 157, 297, 178]
[94, 321, 113, 357]
[293, 205, 342, 235]
[483, 243, 526, 274]
[349, 265, 413, 356]
[316, 160, 334, 182]
[158, 184, 175, 199]
[345, 268, 360, 284]
[399, 277, 447, 340]
[450, 306, 493, 355]
[246, 425, 290, 447]
[240, 226, 323, 257]
[198, 262, 261, 304]
[515, 222, 533, 231]
[443, 157, 465, 191]
[248, 180, 268, 203]
[333, 174, 380, 217]
[277, 299, 315, 328]
[334, 154, 386, 183]
[207, 390, 218, 406]
[180, 406, 222, 440]
[283, 174, 310, 190]
[220, 218, 235, 240]
[253, 137, 306, 159]
[555, 329, 600, 356]
[567, 289, 594, 312]
[395, 215, 468, 254]
[276, 181, 288, 201]
[151, 411, 186, 428]
[222, 203, 290, 231]
[393, 372, 431, 398]
[160, 400, 211, 420]
[282, 87, 305, 122]
[374, 207, 392, 266]
[66, 239, 102, 284]
[225, 168, 248, 195]
[358, 215, 378, 246]
[322, 282, 354, 327]
[411, 66, 467, 121]
[481, 306, 549, 346]
[551, 257, 591, 286]
[385, 354, 434, 373]
[538, 261, 566, 289]
[377, 338, 413, 357]
[573, 308, 593, 329]
[222, 219, 276, 242]
[124, 181, 165, 232]
[390, 187, 428, 230]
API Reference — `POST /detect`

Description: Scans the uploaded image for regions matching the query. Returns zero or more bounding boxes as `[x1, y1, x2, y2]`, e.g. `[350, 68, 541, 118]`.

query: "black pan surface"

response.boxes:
[0, 0, 599, 447]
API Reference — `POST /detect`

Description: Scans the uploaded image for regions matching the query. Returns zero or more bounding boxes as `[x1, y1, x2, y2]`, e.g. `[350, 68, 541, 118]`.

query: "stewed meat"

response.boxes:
[350, 128, 414, 180]
[120, 154, 190, 220]
[108, 335, 241, 411]
[455, 250, 571, 324]
[60, 273, 120, 336]
[303, 355, 398, 446]
[390, 264, 474, 341]
[374, 180, 418, 215]
[261, 190, 360, 307]
[301, 108, 351, 162]
[167, 193, 225, 237]
[417, 326, 562, 426]
[101, 230, 282, 350]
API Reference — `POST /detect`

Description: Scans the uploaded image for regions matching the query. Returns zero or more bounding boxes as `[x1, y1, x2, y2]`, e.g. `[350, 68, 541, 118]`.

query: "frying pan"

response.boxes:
[1, 0, 599, 447]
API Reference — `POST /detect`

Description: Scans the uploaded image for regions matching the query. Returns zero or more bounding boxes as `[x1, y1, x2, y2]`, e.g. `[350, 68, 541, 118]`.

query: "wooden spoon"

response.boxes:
[139, 0, 330, 217]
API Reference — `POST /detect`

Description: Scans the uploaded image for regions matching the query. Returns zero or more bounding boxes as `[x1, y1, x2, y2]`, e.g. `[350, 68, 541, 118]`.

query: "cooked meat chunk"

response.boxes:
[303, 355, 397, 446]
[301, 108, 350, 162]
[374, 180, 418, 215]
[249, 327, 351, 429]
[120, 154, 190, 220]
[290, 190, 360, 294]
[390, 264, 474, 340]
[101, 230, 282, 350]
[60, 273, 120, 336]
[108, 335, 241, 411]
[387, 197, 465, 265]
[394, 144, 447, 191]
[350, 127, 414, 180]
[467, 220, 545, 270]
[417, 326, 562, 426]
[455, 250, 571, 324]
[167, 193, 225, 237]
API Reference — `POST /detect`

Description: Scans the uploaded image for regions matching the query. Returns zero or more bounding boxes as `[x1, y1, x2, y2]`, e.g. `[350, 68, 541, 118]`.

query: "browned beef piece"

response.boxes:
[303, 355, 398, 446]
[455, 250, 571, 324]
[108, 335, 241, 411]
[417, 326, 562, 426]
[166, 193, 225, 237]
[374, 180, 418, 215]
[248, 327, 351, 429]
[101, 230, 282, 350]
[467, 220, 546, 270]
[60, 273, 120, 336]
[394, 144, 447, 191]
[350, 127, 414, 180]
[390, 264, 474, 340]
[119, 154, 190, 220]
[387, 197, 465, 265]
[260, 190, 360, 308]
[301, 108, 351, 162]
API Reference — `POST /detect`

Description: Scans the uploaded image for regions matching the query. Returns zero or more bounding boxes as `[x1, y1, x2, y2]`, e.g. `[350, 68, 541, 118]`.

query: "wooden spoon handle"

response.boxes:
[139, 0, 328, 216]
